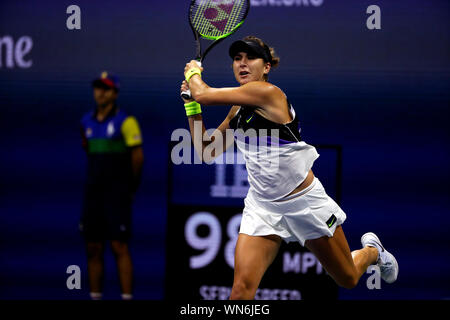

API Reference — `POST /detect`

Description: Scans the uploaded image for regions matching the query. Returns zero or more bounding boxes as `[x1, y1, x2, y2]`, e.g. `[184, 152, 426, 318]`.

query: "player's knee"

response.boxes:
[230, 279, 255, 300]
[336, 272, 359, 289]
[86, 243, 103, 259]
[111, 241, 129, 256]
[230, 282, 249, 300]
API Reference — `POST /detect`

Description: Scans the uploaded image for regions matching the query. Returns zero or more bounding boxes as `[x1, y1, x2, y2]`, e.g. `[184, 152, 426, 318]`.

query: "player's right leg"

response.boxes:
[230, 234, 281, 300]
[105, 187, 133, 299]
[86, 241, 105, 299]
[80, 182, 107, 299]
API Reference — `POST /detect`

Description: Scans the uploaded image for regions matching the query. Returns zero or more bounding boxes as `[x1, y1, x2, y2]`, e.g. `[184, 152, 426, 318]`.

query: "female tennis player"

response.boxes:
[180, 36, 398, 299]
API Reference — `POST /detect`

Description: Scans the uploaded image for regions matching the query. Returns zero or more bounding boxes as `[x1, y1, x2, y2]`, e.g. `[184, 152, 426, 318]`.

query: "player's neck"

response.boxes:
[96, 102, 116, 121]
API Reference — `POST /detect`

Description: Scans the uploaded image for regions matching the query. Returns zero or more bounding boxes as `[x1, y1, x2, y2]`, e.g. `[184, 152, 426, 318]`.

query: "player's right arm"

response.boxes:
[80, 124, 88, 152]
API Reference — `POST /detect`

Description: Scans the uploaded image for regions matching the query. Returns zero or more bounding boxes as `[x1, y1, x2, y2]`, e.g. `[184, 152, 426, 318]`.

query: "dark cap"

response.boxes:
[92, 71, 120, 90]
[229, 39, 272, 63]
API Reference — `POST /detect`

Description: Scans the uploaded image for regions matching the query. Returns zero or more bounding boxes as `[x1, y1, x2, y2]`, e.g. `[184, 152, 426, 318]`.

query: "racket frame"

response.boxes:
[182, 0, 250, 99]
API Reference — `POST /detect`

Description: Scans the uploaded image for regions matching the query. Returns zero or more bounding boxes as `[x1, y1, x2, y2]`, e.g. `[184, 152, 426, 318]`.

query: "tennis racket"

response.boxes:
[181, 0, 250, 99]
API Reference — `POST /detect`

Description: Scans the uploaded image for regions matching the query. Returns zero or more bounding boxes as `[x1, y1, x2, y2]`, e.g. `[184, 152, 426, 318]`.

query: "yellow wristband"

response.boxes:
[184, 101, 202, 117]
[185, 68, 202, 82]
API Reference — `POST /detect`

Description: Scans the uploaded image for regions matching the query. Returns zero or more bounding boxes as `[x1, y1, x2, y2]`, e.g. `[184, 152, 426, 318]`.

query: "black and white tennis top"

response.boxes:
[229, 98, 319, 201]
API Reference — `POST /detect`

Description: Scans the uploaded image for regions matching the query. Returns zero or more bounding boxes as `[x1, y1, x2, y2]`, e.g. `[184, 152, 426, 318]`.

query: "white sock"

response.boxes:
[90, 292, 103, 300]
[121, 293, 133, 300]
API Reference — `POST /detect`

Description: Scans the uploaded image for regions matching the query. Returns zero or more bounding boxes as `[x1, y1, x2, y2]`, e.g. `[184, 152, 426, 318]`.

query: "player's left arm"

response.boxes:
[121, 116, 144, 193]
[130, 147, 144, 193]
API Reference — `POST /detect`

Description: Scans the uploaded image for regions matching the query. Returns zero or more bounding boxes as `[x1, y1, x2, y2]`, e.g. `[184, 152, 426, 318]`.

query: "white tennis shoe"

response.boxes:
[361, 232, 399, 284]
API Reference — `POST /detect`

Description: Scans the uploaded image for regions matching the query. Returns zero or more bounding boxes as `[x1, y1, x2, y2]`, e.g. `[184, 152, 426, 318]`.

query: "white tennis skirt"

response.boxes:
[240, 177, 347, 246]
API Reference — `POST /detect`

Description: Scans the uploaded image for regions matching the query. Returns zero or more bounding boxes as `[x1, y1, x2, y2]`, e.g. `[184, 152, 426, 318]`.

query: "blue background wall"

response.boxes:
[0, 0, 449, 299]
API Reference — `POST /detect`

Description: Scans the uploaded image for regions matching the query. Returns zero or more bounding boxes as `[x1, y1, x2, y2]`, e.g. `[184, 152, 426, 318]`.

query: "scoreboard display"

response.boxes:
[166, 142, 341, 300]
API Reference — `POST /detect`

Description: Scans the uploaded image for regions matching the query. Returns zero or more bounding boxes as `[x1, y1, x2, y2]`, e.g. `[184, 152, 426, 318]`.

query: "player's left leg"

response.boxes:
[305, 225, 378, 289]
[111, 240, 133, 299]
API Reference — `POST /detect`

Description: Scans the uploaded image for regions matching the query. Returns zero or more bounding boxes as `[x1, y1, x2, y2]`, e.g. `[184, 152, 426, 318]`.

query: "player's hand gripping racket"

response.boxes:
[181, 0, 250, 99]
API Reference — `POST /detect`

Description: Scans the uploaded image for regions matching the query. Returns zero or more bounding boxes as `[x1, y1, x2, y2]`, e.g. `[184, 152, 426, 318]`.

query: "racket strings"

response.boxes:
[191, 0, 248, 39]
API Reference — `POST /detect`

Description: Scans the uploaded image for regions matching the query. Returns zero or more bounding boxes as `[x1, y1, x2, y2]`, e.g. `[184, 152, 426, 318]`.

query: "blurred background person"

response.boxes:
[79, 72, 144, 300]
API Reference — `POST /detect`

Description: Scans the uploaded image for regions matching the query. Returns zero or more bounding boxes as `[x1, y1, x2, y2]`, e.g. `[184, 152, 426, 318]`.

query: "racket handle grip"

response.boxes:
[181, 89, 192, 100]
[180, 60, 202, 99]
